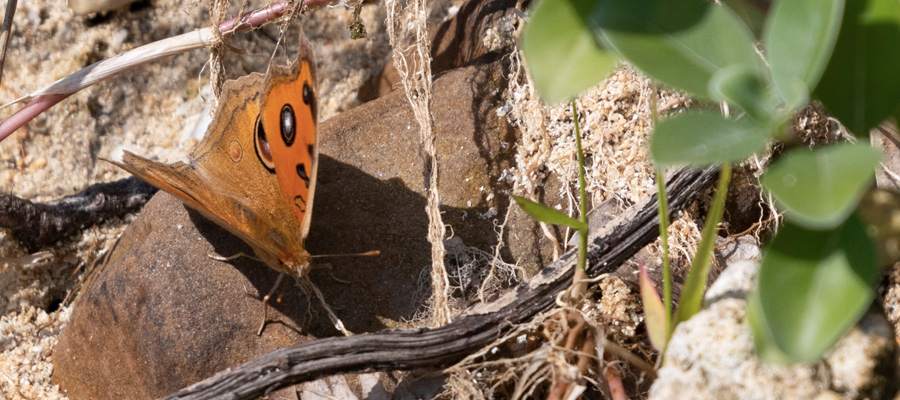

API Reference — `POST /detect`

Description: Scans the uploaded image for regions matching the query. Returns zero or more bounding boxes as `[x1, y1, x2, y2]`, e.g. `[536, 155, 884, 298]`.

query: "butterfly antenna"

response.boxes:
[310, 250, 380, 258]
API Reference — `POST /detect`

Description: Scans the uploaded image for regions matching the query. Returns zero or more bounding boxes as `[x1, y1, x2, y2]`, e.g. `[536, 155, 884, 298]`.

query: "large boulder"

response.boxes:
[52, 60, 554, 399]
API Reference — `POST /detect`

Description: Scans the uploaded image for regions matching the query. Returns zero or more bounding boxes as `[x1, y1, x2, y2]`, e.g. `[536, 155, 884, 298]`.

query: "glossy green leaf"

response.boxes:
[673, 164, 730, 326]
[599, 5, 761, 99]
[761, 143, 881, 229]
[587, 0, 709, 34]
[816, 0, 900, 136]
[750, 215, 879, 363]
[765, 0, 844, 109]
[650, 111, 771, 166]
[512, 195, 588, 232]
[521, 0, 619, 104]
[639, 261, 668, 351]
[709, 65, 776, 123]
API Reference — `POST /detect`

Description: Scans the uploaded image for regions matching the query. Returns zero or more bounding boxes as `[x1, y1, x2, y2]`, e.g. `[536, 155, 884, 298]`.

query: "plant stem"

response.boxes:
[650, 80, 673, 342]
[673, 163, 732, 325]
[571, 100, 588, 300]
[656, 166, 672, 337]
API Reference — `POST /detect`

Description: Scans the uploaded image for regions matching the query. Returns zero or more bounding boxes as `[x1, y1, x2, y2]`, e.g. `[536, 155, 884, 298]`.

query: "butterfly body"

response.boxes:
[110, 33, 319, 277]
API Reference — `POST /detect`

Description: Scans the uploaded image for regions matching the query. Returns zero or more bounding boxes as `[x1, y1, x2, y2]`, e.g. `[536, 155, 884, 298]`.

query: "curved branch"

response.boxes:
[162, 167, 718, 400]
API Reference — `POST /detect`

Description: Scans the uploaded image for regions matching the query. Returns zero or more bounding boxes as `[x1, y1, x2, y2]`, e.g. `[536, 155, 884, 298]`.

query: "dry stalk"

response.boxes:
[0, 1, 303, 143]
[207, 0, 229, 97]
[385, 0, 450, 326]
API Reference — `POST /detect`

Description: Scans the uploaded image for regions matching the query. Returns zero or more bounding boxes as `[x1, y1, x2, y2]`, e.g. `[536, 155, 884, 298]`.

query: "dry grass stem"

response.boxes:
[385, 0, 450, 326]
[5, 2, 295, 106]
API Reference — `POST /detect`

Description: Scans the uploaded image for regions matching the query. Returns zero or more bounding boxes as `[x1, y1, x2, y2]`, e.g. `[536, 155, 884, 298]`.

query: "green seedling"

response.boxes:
[513, 101, 590, 299]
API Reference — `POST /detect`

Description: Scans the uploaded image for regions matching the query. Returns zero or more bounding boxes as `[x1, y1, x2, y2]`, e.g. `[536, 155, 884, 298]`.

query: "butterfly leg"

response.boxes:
[257, 273, 286, 336]
[208, 251, 261, 263]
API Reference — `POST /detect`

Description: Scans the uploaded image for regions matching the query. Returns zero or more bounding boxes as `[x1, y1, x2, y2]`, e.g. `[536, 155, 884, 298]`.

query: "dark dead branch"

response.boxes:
[162, 166, 718, 400]
[0, 176, 157, 250]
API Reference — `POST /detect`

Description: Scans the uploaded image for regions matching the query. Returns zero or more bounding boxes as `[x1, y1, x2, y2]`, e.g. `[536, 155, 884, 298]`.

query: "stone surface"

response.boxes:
[52, 60, 545, 398]
[650, 261, 899, 400]
[53, 192, 327, 399]
[358, 0, 519, 102]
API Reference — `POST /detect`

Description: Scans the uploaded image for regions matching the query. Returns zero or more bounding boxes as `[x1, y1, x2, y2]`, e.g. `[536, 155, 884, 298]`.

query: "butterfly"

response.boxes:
[107, 31, 347, 334]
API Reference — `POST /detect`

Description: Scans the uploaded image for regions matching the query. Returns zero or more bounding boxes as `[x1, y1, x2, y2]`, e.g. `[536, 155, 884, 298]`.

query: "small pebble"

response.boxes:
[30, 157, 47, 171]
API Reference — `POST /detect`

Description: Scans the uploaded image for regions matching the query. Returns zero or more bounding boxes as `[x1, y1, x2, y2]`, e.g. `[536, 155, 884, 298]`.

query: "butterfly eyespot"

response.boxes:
[229, 140, 242, 163]
[254, 115, 275, 172]
[280, 104, 295, 146]
[302, 83, 312, 106]
[296, 163, 310, 188]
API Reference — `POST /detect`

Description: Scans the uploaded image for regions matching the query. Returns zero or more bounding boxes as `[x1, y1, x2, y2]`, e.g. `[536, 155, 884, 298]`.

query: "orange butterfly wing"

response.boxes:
[259, 55, 319, 241]
[109, 33, 318, 276]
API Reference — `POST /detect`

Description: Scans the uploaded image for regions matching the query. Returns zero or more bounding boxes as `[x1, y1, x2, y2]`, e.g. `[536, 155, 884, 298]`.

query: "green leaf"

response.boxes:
[655, 166, 674, 341]
[599, 5, 762, 99]
[761, 143, 881, 229]
[816, 0, 900, 136]
[587, 0, 709, 34]
[512, 195, 588, 232]
[650, 111, 771, 166]
[725, 0, 768, 37]
[639, 261, 669, 351]
[673, 164, 730, 326]
[747, 290, 793, 364]
[750, 215, 879, 363]
[521, 0, 620, 104]
[765, 0, 844, 110]
[709, 65, 777, 123]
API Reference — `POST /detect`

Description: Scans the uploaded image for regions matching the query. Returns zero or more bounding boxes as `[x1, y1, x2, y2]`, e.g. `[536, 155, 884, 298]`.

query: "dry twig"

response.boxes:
[0, 176, 156, 250]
